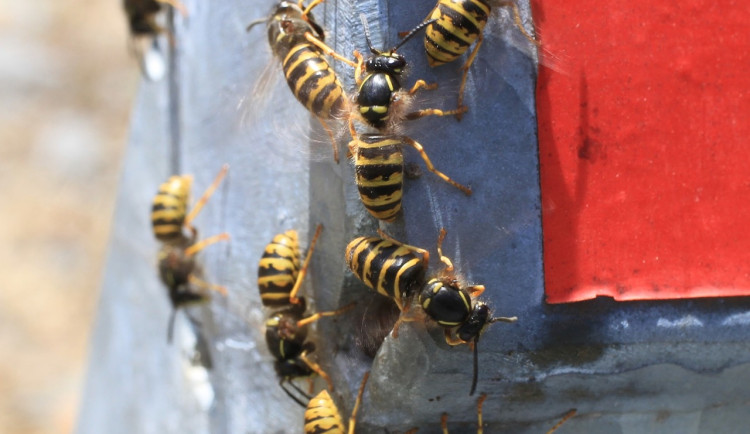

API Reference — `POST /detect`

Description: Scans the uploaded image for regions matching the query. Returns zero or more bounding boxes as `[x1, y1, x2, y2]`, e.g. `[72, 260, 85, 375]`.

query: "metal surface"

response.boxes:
[78, 1, 750, 433]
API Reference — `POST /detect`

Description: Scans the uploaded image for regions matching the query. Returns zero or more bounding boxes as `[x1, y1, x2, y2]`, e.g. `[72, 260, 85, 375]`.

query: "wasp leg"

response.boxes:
[184, 232, 230, 257]
[299, 351, 334, 392]
[404, 81, 470, 120]
[408, 79, 438, 94]
[304, 33, 357, 68]
[547, 409, 577, 434]
[444, 328, 468, 346]
[490, 316, 518, 324]
[497, 1, 540, 46]
[346, 138, 358, 161]
[296, 301, 355, 328]
[455, 32, 484, 120]
[316, 117, 340, 163]
[353, 50, 365, 86]
[183, 164, 229, 229]
[300, 0, 326, 17]
[289, 224, 323, 304]
[401, 137, 473, 196]
[467, 285, 485, 298]
[476, 393, 487, 434]
[188, 274, 227, 296]
[435, 227, 455, 272]
[405, 106, 468, 121]
[391, 301, 425, 338]
[441, 412, 449, 434]
[347, 371, 370, 434]
[156, 0, 188, 16]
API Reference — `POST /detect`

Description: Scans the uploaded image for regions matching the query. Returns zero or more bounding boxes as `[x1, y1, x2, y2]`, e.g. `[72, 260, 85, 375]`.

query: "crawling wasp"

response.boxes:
[420, 0, 539, 116]
[348, 16, 472, 222]
[304, 372, 369, 434]
[258, 225, 355, 406]
[247, 1, 357, 163]
[345, 228, 516, 395]
[123, 0, 187, 80]
[151, 165, 230, 342]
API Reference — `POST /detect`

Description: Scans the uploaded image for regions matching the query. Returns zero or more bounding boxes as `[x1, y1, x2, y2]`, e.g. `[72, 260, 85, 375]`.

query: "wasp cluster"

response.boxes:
[130, 0, 575, 432]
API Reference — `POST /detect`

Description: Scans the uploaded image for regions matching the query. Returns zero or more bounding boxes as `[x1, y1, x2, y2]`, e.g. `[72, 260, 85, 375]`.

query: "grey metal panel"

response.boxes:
[79, 1, 750, 433]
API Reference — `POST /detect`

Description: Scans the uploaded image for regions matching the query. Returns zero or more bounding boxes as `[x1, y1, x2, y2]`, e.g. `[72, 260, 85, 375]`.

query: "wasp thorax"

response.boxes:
[419, 279, 472, 326]
[265, 311, 309, 359]
[158, 243, 195, 289]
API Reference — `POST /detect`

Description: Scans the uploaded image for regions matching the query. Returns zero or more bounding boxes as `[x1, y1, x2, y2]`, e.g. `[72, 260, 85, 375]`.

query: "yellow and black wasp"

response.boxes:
[347, 16, 472, 222]
[304, 372, 369, 434]
[123, 0, 187, 79]
[345, 228, 516, 395]
[258, 225, 355, 406]
[247, 1, 357, 163]
[151, 165, 230, 342]
[420, 0, 539, 116]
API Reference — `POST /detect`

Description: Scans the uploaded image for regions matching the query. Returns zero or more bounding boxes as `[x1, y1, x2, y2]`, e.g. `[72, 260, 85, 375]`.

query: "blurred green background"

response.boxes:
[0, 1, 138, 432]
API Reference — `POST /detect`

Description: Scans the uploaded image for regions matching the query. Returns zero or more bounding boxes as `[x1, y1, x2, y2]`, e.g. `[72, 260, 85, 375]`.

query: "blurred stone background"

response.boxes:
[0, 1, 135, 432]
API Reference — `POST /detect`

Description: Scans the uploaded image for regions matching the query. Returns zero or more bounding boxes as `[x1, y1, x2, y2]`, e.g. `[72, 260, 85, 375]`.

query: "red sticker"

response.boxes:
[532, 1, 750, 303]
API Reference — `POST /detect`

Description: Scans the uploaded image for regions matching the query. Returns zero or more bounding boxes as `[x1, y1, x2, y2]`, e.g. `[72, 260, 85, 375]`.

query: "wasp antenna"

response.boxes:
[359, 13, 378, 54]
[280, 380, 309, 407]
[246, 16, 268, 32]
[470, 337, 480, 396]
[393, 18, 437, 52]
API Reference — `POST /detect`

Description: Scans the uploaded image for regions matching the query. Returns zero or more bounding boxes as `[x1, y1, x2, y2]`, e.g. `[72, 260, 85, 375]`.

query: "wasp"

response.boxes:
[123, 0, 187, 79]
[151, 165, 230, 342]
[258, 225, 355, 405]
[351, 15, 465, 132]
[247, 1, 357, 163]
[421, 0, 539, 116]
[345, 228, 516, 395]
[304, 372, 369, 434]
[347, 16, 472, 222]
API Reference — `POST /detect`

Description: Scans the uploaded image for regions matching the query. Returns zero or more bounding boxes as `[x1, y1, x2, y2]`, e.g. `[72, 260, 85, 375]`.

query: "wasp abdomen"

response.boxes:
[354, 135, 405, 222]
[258, 231, 301, 307]
[345, 237, 425, 307]
[424, 0, 491, 66]
[304, 390, 346, 434]
[283, 44, 347, 119]
[151, 175, 191, 242]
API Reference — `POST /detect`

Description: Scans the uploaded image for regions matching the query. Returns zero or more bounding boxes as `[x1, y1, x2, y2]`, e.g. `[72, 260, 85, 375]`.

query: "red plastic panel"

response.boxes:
[532, 1, 750, 303]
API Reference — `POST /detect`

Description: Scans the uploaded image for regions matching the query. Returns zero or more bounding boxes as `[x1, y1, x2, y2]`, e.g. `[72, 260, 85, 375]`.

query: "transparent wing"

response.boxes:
[489, 2, 572, 75]
[237, 58, 283, 130]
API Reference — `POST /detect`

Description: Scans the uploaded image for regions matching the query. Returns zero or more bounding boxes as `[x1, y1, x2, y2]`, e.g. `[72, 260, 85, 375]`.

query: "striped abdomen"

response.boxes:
[151, 175, 192, 242]
[345, 236, 426, 309]
[257, 231, 300, 307]
[424, 0, 491, 67]
[353, 134, 404, 222]
[282, 43, 347, 119]
[304, 390, 345, 434]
